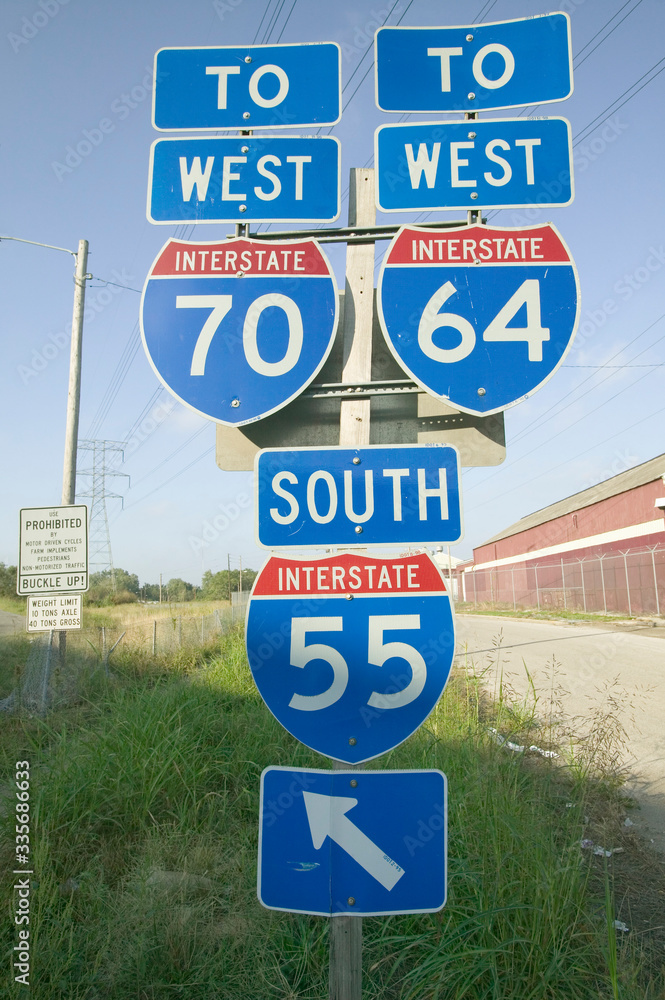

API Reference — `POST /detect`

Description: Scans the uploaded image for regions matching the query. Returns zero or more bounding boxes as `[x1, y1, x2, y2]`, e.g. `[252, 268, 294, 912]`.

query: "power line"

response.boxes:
[123, 443, 215, 510]
[465, 398, 665, 514]
[85, 321, 141, 439]
[252, 0, 275, 45]
[462, 313, 665, 495]
[573, 0, 646, 71]
[275, 0, 299, 42]
[128, 423, 210, 489]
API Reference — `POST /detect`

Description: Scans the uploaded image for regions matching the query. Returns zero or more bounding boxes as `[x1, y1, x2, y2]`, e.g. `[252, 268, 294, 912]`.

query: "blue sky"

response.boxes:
[1, 0, 664, 586]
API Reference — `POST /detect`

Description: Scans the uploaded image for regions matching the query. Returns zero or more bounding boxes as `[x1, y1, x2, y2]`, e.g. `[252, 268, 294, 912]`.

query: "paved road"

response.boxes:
[0, 609, 24, 635]
[454, 614, 665, 853]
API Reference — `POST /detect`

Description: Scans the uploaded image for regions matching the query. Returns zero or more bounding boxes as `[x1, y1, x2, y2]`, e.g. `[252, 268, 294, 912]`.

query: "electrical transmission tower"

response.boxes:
[77, 440, 129, 590]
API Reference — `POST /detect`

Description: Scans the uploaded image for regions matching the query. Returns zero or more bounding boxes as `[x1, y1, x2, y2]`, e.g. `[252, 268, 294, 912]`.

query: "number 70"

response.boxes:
[176, 293, 304, 377]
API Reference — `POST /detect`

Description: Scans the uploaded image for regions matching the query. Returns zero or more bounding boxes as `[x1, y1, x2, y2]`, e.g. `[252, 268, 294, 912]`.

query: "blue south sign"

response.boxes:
[255, 444, 462, 549]
[377, 223, 580, 416]
[375, 14, 572, 113]
[140, 237, 339, 426]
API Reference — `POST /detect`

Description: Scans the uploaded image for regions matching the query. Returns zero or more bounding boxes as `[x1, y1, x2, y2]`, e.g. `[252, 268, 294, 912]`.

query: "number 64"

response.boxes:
[418, 278, 549, 363]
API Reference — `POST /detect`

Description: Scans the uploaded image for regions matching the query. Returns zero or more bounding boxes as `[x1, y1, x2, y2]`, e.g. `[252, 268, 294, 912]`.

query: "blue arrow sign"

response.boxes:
[246, 551, 454, 764]
[375, 14, 572, 113]
[377, 223, 580, 416]
[148, 136, 340, 224]
[153, 43, 341, 130]
[375, 117, 572, 212]
[255, 444, 462, 549]
[258, 767, 447, 916]
[140, 238, 339, 426]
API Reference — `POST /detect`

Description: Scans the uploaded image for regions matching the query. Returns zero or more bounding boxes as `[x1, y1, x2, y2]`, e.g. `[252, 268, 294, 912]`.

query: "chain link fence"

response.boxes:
[0, 605, 243, 716]
[460, 543, 665, 616]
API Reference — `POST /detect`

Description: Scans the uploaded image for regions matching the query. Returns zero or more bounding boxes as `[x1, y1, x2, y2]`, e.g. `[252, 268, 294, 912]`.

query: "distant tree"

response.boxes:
[165, 578, 195, 602]
[0, 563, 17, 597]
[141, 582, 161, 601]
[200, 568, 256, 600]
[84, 567, 140, 605]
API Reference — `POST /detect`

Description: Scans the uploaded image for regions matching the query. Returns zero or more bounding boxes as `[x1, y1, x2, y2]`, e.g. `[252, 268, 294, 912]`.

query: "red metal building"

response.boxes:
[460, 454, 665, 615]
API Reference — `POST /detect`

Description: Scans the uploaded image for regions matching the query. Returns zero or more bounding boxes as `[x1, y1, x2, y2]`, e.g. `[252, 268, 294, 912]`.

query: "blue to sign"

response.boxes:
[375, 117, 573, 213]
[140, 238, 339, 426]
[375, 14, 572, 114]
[153, 43, 341, 130]
[246, 551, 454, 764]
[259, 767, 447, 917]
[255, 444, 462, 549]
[148, 136, 340, 225]
[377, 224, 580, 416]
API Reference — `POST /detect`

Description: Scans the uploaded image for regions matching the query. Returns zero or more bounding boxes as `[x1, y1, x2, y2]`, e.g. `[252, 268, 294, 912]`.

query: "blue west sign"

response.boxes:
[375, 14, 572, 114]
[375, 117, 572, 213]
[153, 43, 342, 130]
[246, 551, 455, 764]
[377, 223, 580, 416]
[140, 238, 339, 426]
[148, 136, 340, 225]
[255, 444, 463, 549]
[258, 767, 447, 916]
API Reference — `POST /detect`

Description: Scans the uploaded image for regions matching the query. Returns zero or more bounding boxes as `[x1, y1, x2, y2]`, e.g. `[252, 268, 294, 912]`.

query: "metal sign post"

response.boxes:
[331, 166, 375, 1000]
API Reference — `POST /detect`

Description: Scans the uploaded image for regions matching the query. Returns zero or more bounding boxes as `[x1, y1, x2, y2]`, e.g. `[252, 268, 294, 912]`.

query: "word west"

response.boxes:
[406, 137, 541, 190]
[179, 153, 312, 203]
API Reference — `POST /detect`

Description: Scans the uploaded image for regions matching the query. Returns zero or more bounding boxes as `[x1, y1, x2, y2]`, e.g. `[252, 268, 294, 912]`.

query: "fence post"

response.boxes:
[622, 552, 632, 615]
[560, 558, 567, 609]
[649, 547, 660, 615]
[579, 560, 587, 613]
[101, 626, 107, 664]
[599, 555, 607, 613]
[39, 629, 55, 715]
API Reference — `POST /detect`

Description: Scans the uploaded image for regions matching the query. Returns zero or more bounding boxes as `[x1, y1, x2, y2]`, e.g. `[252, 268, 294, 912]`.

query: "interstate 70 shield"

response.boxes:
[140, 238, 339, 426]
[377, 224, 580, 416]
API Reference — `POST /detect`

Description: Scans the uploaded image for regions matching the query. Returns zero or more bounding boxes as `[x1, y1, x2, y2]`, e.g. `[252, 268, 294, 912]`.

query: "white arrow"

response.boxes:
[303, 791, 405, 891]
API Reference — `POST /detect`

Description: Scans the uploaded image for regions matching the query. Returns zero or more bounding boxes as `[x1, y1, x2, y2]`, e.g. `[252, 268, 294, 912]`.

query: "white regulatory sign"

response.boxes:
[17, 505, 89, 595]
[27, 595, 82, 632]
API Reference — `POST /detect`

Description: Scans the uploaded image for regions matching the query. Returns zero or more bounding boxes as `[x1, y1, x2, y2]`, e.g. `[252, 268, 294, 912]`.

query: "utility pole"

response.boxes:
[62, 239, 90, 506]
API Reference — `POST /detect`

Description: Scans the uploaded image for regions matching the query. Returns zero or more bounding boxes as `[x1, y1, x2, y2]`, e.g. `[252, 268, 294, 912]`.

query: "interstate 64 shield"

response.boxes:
[140, 237, 339, 426]
[377, 223, 580, 416]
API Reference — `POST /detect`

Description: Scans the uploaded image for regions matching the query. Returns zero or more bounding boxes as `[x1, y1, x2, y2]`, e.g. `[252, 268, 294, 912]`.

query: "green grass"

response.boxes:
[0, 627, 662, 999]
[455, 602, 642, 624]
[0, 595, 27, 616]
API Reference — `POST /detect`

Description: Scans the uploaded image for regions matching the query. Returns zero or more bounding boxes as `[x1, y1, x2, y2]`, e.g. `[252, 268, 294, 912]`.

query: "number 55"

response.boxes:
[288, 615, 426, 712]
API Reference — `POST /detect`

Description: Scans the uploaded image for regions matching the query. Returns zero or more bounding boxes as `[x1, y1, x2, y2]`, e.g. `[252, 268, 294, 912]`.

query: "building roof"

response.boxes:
[480, 453, 665, 547]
